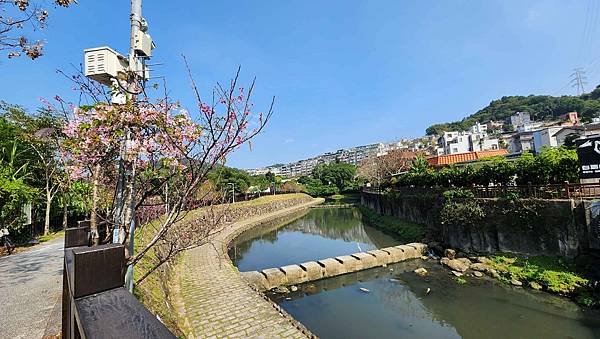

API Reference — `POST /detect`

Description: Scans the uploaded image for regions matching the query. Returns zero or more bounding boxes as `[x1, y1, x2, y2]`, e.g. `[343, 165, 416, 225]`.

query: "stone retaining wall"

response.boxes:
[361, 191, 597, 258]
[241, 243, 428, 291]
[178, 196, 323, 338]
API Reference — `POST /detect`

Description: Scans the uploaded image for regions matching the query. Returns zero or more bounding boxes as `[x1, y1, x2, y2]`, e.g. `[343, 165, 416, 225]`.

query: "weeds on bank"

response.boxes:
[455, 277, 467, 285]
[489, 254, 588, 294]
[357, 205, 424, 243]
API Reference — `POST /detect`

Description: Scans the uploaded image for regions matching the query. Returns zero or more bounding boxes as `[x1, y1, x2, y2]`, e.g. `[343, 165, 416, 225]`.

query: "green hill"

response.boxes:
[425, 86, 600, 135]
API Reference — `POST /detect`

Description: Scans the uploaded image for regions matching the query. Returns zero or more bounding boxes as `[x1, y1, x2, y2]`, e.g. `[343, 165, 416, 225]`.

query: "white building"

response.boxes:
[438, 131, 471, 155]
[470, 122, 488, 134]
[437, 124, 499, 155]
[510, 112, 531, 130]
[532, 126, 562, 153]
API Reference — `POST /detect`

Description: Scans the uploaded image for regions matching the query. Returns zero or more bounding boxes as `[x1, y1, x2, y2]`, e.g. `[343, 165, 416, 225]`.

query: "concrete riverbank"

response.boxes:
[177, 196, 323, 338]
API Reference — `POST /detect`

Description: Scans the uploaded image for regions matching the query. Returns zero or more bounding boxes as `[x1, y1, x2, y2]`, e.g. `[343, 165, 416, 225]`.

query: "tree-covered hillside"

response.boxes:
[426, 86, 600, 135]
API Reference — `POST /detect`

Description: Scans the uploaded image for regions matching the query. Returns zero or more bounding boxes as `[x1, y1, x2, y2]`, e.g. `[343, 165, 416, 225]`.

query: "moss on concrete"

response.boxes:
[358, 205, 424, 243]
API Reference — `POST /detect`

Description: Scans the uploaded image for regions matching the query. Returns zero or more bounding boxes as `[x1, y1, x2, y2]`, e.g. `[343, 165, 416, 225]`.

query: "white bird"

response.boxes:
[356, 242, 362, 252]
[426, 288, 431, 295]
[359, 287, 370, 293]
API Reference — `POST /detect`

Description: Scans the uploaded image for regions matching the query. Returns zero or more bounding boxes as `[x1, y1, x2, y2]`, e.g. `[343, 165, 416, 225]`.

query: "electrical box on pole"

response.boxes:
[84, 47, 129, 86]
[133, 31, 155, 57]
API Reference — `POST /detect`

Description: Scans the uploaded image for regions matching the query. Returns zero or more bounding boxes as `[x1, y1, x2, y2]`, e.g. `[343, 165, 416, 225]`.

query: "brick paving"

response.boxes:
[179, 198, 323, 338]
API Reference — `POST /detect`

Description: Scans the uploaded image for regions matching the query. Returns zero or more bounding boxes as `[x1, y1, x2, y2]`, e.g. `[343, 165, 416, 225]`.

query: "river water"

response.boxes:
[229, 207, 600, 339]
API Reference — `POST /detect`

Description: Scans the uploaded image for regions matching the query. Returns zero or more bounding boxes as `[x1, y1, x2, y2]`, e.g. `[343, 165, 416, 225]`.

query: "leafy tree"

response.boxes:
[208, 166, 252, 196]
[313, 162, 356, 192]
[4, 105, 66, 234]
[426, 92, 600, 135]
[0, 142, 36, 235]
[265, 171, 275, 183]
[393, 147, 579, 187]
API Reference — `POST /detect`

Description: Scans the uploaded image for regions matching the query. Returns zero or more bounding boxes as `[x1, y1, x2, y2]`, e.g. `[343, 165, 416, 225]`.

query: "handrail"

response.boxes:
[363, 182, 600, 199]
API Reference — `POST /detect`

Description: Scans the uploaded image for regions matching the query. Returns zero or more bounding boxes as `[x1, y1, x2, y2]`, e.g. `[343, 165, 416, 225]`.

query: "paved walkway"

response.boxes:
[0, 237, 64, 339]
[179, 199, 322, 338]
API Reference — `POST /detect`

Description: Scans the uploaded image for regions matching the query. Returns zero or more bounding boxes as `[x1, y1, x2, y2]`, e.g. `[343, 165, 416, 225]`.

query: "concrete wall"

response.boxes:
[361, 192, 597, 258]
[242, 243, 428, 291]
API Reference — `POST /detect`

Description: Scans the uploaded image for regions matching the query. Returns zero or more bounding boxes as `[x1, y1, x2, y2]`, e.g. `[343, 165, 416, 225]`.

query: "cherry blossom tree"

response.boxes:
[357, 149, 417, 186]
[59, 60, 273, 285]
[1, 0, 74, 59]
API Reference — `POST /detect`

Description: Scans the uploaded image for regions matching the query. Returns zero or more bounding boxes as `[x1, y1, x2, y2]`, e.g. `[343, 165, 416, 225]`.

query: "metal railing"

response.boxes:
[363, 183, 600, 200]
[62, 225, 175, 339]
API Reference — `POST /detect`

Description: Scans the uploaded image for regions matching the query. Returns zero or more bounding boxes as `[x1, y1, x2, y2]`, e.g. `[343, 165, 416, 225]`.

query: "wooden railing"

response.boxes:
[62, 225, 175, 339]
[363, 183, 600, 200]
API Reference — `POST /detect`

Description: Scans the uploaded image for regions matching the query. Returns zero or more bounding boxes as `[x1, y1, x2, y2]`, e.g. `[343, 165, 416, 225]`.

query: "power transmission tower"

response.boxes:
[571, 67, 589, 95]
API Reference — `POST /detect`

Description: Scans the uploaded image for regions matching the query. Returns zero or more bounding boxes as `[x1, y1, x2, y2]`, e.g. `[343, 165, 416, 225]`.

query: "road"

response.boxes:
[0, 237, 64, 338]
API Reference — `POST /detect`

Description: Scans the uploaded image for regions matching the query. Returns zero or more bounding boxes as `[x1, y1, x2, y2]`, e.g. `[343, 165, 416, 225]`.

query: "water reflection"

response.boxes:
[229, 207, 400, 272]
[269, 260, 600, 339]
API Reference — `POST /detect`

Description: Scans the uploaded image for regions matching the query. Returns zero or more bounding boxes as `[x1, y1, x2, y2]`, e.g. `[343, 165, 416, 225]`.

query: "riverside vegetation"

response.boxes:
[133, 193, 314, 335]
[357, 205, 424, 243]
[436, 189, 598, 307]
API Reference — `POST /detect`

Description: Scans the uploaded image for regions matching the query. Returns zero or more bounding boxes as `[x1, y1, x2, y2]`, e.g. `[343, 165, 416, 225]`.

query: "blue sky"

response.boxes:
[2, 1, 600, 168]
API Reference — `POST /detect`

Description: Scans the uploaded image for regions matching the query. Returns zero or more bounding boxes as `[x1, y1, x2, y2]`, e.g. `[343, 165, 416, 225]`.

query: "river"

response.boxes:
[229, 207, 600, 338]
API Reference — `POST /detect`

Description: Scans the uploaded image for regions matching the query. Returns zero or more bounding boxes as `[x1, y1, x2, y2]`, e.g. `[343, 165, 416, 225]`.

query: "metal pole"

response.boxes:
[129, 0, 142, 74]
[124, 0, 142, 292]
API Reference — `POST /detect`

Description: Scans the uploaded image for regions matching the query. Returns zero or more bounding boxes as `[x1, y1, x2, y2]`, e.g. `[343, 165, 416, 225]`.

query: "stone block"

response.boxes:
[406, 243, 428, 255]
[280, 265, 308, 284]
[318, 258, 348, 277]
[381, 246, 406, 262]
[350, 252, 378, 270]
[261, 268, 287, 288]
[299, 261, 324, 281]
[334, 255, 359, 272]
[240, 271, 269, 291]
[396, 245, 419, 258]
[367, 249, 392, 265]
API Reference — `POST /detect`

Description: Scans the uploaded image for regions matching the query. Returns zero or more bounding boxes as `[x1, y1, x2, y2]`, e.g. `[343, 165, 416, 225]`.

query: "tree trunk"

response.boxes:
[44, 193, 51, 236]
[90, 163, 101, 245]
[62, 197, 68, 229]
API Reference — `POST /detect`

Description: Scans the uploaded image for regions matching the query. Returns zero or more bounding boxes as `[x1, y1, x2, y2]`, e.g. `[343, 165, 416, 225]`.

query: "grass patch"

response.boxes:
[482, 253, 600, 309]
[357, 205, 424, 243]
[455, 277, 467, 285]
[38, 230, 65, 243]
[133, 193, 313, 335]
[489, 254, 589, 295]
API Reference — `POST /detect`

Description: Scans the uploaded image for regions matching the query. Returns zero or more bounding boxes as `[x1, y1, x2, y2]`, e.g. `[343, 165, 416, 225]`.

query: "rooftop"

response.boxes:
[427, 149, 509, 166]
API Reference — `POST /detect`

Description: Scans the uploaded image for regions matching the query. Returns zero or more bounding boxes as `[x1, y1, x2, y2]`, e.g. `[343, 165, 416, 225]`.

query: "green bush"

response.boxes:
[394, 147, 578, 188]
[442, 188, 474, 200]
[439, 200, 486, 229]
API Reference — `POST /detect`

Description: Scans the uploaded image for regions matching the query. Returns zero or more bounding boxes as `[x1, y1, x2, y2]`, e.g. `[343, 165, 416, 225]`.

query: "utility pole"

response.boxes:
[84, 0, 155, 292]
[122, 0, 144, 293]
[571, 67, 588, 95]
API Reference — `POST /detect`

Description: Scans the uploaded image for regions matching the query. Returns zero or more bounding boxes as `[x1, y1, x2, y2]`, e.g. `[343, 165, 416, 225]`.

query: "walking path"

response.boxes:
[0, 237, 64, 339]
[179, 198, 323, 338]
